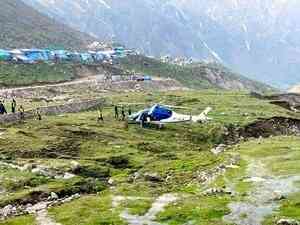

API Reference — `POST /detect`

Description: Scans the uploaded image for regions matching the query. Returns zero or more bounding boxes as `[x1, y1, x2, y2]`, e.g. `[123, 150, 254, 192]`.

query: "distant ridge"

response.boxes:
[0, 0, 95, 50]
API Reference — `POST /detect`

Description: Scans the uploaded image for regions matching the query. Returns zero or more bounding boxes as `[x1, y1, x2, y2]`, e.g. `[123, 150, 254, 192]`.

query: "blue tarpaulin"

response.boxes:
[80, 53, 93, 62]
[52, 50, 69, 60]
[22, 49, 50, 61]
[0, 49, 12, 61]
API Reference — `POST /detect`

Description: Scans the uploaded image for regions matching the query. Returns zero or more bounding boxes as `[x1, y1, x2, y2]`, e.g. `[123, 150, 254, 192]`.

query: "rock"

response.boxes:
[0, 204, 16, 217]
[70, 161, 81, 172]
[50, 192, 59, 200]
[63, 172, 75, 179]
[108, 178, 115, 185]
[211, 144, 226, 155]
[277, 219, 300, 225]
[272, 191, 287, 201]
[144, 172, 163, 182]
[203, 188, 232, 196]
[73, 193, 81, 199]
[26, 202, 48, 214]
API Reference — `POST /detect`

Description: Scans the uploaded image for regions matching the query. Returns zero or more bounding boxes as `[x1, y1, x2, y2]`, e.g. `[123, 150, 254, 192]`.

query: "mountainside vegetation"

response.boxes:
[0, 0, 95, 50]
[119, 55, 274, 92]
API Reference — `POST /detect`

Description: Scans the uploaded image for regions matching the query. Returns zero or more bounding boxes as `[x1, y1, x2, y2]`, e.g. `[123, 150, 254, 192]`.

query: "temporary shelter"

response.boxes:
[52, 50, 70, 61]
[80, 53, 93, 63]
[22, 49, 50, 62]
[0, 49, 12, 61]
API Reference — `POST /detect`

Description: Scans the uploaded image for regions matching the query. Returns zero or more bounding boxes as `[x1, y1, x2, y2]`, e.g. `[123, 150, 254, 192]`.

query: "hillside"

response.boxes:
[119, 55, 274, 92]
[0, 0, 95, 49]
[23, 0, 300, 88]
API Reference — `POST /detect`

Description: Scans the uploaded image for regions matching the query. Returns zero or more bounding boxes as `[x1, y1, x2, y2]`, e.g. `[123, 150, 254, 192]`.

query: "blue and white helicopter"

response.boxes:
[128, 104, 212, 125]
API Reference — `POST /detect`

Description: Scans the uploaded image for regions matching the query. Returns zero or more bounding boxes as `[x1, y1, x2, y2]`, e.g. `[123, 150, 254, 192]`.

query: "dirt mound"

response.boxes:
[251, 92, 300, 111]
[224, 117, 300, 143]
[240, 117, 300, 138]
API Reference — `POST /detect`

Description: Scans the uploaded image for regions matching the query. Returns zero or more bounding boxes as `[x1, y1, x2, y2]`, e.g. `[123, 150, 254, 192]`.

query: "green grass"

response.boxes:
[0, 63, 75, 87]
[0, 90, 298, 224]
[49, 194, 126, 225]
[157, 195, 232, 225]
[0, 215, 36, 225]
[234, 136, 300, 176]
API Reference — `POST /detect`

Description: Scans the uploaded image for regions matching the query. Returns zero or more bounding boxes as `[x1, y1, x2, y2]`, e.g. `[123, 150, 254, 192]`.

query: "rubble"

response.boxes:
[196, 156, 240, 184]
[0, 194, 81, 220]
[277, 219, 300, 225]
[203, 187, 232, 196]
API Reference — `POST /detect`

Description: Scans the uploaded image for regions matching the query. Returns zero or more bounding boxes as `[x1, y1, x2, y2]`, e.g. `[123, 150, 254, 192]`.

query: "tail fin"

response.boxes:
[192, 107, 212, 122]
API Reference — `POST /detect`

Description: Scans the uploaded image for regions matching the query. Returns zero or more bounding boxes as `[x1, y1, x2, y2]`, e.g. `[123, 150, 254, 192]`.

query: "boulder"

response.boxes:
[50, 192, 59, 200]
[144, 172, 163, 182]
[277, 219, 300, 225]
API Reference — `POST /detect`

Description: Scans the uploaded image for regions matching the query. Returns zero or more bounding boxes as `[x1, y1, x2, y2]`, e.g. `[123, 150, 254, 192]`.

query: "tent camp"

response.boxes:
[80, 53, 93, 63]
[0, 49, 11, 61]
[22, 49, 51, 62]
[68, 52, 81, 62]
[52, 50, 70, 61]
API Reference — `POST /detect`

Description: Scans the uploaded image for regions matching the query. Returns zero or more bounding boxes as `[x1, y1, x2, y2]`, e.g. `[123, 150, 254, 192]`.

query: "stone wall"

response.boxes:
[0, 98, 105, 124]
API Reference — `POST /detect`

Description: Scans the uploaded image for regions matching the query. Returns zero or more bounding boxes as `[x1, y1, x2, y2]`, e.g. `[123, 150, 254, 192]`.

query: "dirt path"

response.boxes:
[118, 194, 178, 225]
[0, 75, 166, 94]
[224, 159, 300, 225]
[35, 209, 61, 225]
[0, 75, 99, 93]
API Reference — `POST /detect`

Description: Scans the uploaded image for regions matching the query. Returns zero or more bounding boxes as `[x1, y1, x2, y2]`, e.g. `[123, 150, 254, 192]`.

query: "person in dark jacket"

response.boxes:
[19, 105, 25, 120]
[36, 108, 42, 121]
[140, 111, 148, 128]
[11, 98, 17, 113]
[0, 101, 7, 115]
[121, 106, 126, 121]
[114, 105, 119, 119]
[128, 107, 132, 116]
[97, 109, 104, 122]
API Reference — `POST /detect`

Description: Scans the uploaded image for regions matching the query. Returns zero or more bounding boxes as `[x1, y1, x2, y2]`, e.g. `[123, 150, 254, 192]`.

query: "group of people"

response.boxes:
[0, 101, 134, 124]
[96, 105, 132, 123]
[114, 105, 131, 121]
[0, 99, 17, 114]
[0, 99, 25, 120]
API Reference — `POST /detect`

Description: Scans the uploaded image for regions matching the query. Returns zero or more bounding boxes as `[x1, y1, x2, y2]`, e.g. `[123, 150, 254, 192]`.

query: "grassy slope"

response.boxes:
[0, 63, 76, 87]
[119, 55, 273, 92]
[229, 136, 300, 225]
[0, 0, 94, 50]
[0, 90, 298, 225]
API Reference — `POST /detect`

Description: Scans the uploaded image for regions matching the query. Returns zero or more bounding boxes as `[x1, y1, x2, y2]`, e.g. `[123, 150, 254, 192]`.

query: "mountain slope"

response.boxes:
[22, 0, 300, 88]
[119, 55, 273, 92]
[0, 0, 95, 49]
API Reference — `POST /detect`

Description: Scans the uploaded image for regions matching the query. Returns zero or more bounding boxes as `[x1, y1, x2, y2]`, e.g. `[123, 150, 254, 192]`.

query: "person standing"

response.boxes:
[0, 101, 7, 115]
[97, 109, 104, 122]
[11, 98, 17, 113]
[19, 105, 25, 120]
[36, 108, 42, 121]
[114, 105, 119, 119]
[128, 107, 132, 116]
[121, 106, 126, 121]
